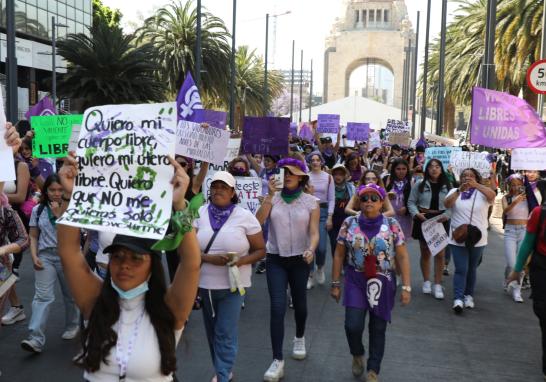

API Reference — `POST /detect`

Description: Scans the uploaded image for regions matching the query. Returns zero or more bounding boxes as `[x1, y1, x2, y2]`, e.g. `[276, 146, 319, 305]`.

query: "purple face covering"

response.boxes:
[208, 203, 236, 231]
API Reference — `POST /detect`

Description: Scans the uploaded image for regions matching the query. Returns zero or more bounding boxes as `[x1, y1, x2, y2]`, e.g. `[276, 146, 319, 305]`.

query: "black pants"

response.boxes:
[530, 257, 546, 375]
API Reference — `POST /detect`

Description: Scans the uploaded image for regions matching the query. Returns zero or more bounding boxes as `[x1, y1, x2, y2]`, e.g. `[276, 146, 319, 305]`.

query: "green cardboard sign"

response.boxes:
[31, 114, 83, 158]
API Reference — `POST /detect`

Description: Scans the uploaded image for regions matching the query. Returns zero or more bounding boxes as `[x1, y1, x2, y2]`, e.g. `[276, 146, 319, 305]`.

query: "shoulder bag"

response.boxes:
[452, 192, 482, 248]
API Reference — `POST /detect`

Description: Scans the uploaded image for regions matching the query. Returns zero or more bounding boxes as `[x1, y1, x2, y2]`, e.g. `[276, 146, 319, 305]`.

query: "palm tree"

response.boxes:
[56, 20, 166, 110]
[137, 1, 231, 103]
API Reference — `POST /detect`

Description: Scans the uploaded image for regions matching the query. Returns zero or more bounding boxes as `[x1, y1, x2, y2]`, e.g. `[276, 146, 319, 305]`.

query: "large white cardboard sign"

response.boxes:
[422, 215, 449, 256]
[176, 120, 230, 166]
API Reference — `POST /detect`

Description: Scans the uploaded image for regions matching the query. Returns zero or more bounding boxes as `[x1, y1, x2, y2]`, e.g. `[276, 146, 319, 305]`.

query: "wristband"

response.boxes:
[331, 280, 341, 288]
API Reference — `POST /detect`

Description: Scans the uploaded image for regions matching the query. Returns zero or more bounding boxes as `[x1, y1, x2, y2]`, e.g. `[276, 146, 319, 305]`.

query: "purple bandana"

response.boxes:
[358, 214, 383, 239]
[460, 188, 476, 200]
[208, 203, 236, 231]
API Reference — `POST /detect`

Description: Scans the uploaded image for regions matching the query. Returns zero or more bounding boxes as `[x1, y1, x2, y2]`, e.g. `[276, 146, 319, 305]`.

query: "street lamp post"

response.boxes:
[229, 0, 237, 131]
[263, 13, 269, 115]
[436, 0, 448, 136]
[482, 0, 497, 90]
[420, 1, 432, 138]
[51, 16, 68, 108]
[410, 11, 420, 137]
[309, 59, 313, 122]
[289, 40, 295, 122]
[6, 0, 18, 122]
[299, 50, 303, 122]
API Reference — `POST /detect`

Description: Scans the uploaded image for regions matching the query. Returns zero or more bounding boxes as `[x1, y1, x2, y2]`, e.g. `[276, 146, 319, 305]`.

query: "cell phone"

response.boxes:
[518, 186, 525, 194]
[273, 168, 284, 189]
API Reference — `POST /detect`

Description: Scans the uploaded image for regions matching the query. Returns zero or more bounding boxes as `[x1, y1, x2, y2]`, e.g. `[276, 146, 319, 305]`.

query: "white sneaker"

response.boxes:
[1, 306, 25, 325]
[21, 338, 42, 353]
[422, 280, 432, 294]
[264, 359, 284, 382]
[306, 275, 314, 290]
[452, 299, 464, 314]
[61, 327, 80, 340]
[510, 283, 524, 303]
[315, 268, 326, 285]
[463, 295, 475, 309]
[433, 284, 444, 300]
[292, 337, 306, 360]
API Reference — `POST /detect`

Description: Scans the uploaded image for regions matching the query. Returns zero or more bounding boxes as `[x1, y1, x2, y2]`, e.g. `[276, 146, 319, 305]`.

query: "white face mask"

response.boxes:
[111, 279, 149, 300]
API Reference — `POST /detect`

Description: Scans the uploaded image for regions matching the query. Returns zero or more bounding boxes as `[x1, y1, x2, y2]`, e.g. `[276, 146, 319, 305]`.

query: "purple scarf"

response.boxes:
[460, 188, 476, 200]
[208, 203, 236, 231]
[358, 213, 383, 239]
[323, 147, 334, 157]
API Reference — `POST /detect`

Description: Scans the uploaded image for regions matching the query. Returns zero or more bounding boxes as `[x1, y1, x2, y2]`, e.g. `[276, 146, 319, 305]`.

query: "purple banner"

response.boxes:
[298, 122, 314, 141]
[193, 109, 227, 129]
[346, 122, 370, 141]
[471, 87, 546, 148]
[176, 72, 203, 122]
[241, 116, 289, 155]
[317, 114, 340, 134]
[25, 96, 56, 121]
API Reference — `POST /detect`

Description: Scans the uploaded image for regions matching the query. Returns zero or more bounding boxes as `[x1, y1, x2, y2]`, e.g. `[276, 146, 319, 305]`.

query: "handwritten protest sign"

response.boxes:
[57, 102, 176, 239]
[194, 138, 241, 172]
[388, 132, 412, 147]
[317, 114, 340, 134]
[203, 175, 262, 213]
[241, 116, 289, 155]
[425, 147, 462, 170]
[449, 151, 491, 180]
[0, 91, 16, 182]
[422, 215, 448, 256]
[346, 122, 370, 141]
[368, 131, 381, 150]
[176, 120, 230, 165]
[31, 114, 83, 158]
[68, 125, 81, 152]
[511, 148, 546, 170]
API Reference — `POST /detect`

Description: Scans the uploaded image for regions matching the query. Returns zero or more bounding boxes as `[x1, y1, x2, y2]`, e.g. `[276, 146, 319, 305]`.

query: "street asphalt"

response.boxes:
[0, 217, 542, 381]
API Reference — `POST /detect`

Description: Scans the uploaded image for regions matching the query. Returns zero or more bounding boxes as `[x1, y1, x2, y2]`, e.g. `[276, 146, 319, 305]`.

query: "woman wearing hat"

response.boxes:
[256, 156, 319, 382]
[194, 171, 266, 382]
[56, 155, 201, 381]
[331, 184, 411, 382]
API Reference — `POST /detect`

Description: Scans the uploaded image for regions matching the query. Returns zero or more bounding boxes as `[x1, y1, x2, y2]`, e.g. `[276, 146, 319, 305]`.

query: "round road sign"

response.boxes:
[526, 59, 546, 95]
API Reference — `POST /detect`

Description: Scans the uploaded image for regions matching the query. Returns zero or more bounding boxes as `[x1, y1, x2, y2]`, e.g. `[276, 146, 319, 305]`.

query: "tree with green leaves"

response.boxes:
[92, 0, 122, 29]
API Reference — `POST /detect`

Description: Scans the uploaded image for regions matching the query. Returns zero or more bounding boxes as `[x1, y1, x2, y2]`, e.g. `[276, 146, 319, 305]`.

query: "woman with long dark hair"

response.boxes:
[55, 155, 201, 380]
[344, 152, 367, 185]
[21, 174, 80, 353]
[384, 159, 413, 238]
[408, 159, 451, 300]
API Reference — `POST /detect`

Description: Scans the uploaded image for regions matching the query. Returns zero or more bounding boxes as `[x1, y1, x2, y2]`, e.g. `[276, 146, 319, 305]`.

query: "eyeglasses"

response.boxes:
[360, 194, 381, 203]
[110, 250, 149, 265]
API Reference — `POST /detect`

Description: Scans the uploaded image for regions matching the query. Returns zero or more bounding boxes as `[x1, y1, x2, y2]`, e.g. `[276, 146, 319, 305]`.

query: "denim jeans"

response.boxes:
[266, 254, 310, 360]
[344, 307, 387, 374]
[199, 288, 244, 382]
[311, 206, 329, 271]
[450, 244, 485, 301]
[504, 224, 527, 277]
[28, 249, 80, 347]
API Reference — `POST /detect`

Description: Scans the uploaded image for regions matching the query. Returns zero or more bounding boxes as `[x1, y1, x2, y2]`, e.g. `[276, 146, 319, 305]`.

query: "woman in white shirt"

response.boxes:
[194, 171, 266, 382]
[444, 168, 496, 314]
[56, 155, 201, 382]
[256, 157, 319, 382]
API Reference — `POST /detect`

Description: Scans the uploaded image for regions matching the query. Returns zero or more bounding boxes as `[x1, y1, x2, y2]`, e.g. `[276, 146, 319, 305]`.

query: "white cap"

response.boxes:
[211, 171, 236, 188]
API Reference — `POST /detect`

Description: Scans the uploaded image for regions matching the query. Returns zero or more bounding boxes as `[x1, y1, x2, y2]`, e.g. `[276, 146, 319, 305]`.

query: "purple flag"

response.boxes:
[176, 72, 203, 122]
[346, 122, 370, 141]
[317, 114, 340, 134]
[471, 87, 546, 148]
[289, 122, 298, 137]
[25, 96, 56, 120]
[192, 109, 227, 129]
[298, 122, 314, 141]
[241, 116, 289, 155]
[416, 136, 428, 149]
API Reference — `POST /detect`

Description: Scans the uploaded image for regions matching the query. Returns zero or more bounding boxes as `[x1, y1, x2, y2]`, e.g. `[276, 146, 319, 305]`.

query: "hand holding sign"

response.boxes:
[168, 156, 190, 212]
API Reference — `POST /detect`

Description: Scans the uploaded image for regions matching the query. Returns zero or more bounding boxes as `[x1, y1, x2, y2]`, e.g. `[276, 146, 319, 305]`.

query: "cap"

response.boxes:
[331, 163, 350, 177]
[357, 184, 386, 200]
[211, 171, 236, 188]
[103, 234, 160, 256]
[320, 136, 332, 143]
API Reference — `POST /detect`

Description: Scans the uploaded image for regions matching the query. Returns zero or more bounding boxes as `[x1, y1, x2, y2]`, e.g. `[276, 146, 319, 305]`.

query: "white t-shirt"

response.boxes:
[194, 205, 262, 290]
[447, 188, 492, 247]
[84, 294, 183, 382]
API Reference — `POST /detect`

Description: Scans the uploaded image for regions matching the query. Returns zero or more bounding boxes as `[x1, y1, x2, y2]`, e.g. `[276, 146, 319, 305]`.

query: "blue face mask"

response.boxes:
[111, 279, 149, 300]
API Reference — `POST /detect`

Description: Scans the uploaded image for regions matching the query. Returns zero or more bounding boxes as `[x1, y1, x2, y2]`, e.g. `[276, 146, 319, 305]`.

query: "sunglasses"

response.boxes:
[110, 250, 149, 265]
[360, 194, 381, 203]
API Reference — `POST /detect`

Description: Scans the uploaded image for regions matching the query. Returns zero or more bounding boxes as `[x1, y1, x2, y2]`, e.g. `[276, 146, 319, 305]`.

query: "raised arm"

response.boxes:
[7, 162, 30, 205]
[192, 162, 210, 196]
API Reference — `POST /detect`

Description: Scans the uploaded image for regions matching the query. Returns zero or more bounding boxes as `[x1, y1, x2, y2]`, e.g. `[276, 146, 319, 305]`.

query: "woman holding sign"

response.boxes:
[256, 157, 319, 382]
[408, 159, 452, 300]
[55, 155, 201, 381]
[444, 168, 496, 313]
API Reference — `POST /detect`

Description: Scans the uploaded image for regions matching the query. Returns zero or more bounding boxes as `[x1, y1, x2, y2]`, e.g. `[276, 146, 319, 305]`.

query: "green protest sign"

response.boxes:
[31, 114, 83, 158]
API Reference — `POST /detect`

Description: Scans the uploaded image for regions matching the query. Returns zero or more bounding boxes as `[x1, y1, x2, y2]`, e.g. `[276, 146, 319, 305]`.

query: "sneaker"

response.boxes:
[452, 299, 464, 314]
[463, 295, 475, 309]
[292, 337, 306, 360]
[211, 372, 233, 382]
[1, 306, 25, 325]
[422, 280, 432, 294]
[306, 275, 314, 290]
[61, 327, 79, 340]
[443, 266, 449, 276]
[21, 338, 42, 354]
[255, 260, 266, 274]
[351, 355, 364, 377]
[433, 284, 444, 300]
[315, 268, 326, 285]
[366, 370, 379, 382]
[264, 359, 284, 382]
[510, 283, 524, 303]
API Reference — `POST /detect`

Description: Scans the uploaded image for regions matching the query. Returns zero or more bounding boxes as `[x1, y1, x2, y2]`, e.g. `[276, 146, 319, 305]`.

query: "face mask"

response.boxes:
[111, 278, 149, 300]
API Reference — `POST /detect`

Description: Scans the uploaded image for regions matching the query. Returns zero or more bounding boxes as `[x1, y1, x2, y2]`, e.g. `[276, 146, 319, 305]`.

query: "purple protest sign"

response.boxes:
[298, 122, 314, 141]
[176, 72, 203, 122]
[317, 114, 340, 134]
[471, 87, 546, 148]
[241, 116, 289, 155]
[25, 96, 56, 121]
[193, 109, 227, 129]
[290, 122, 298, 136]
[346, 122, 370, 141]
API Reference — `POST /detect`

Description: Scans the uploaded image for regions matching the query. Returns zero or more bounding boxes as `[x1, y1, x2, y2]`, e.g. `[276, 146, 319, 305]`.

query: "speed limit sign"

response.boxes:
[527, 59, 546, 94]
